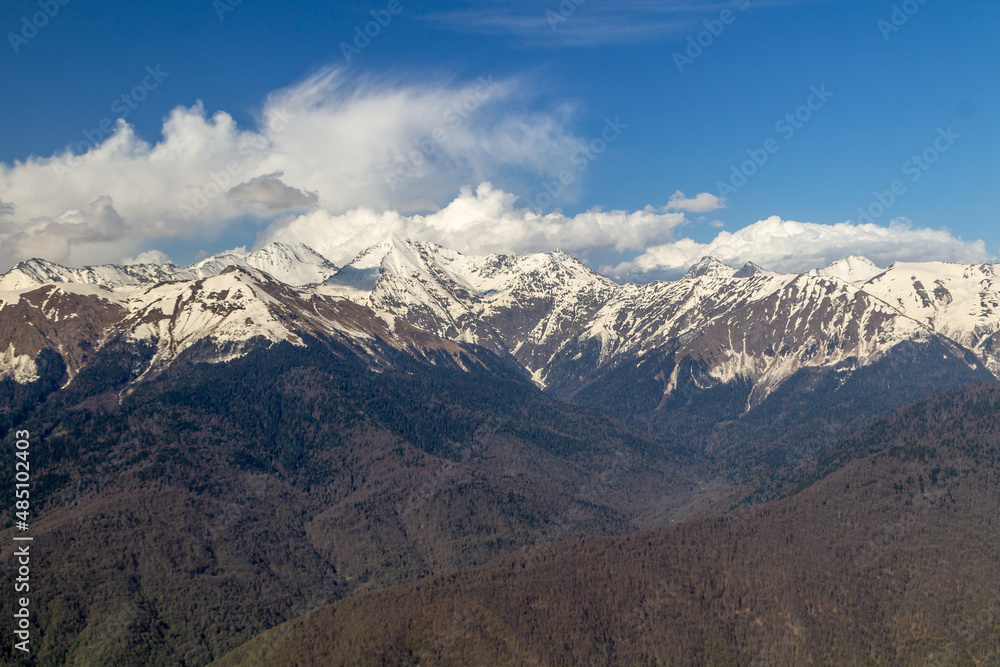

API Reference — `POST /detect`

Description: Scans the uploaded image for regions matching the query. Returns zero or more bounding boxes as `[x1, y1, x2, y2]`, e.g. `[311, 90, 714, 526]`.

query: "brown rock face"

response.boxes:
[0, 286, 126, 380]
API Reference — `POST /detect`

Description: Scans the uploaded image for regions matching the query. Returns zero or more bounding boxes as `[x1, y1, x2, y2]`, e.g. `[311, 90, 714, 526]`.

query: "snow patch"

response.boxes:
[0, 344, 38, 383]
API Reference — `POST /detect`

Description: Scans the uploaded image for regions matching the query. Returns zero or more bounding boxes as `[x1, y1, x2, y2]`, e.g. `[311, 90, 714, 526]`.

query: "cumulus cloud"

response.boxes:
[2, 66, 983, 283]
[3, 196, 132, 267]
[0, 68, 588, 270]
[122, 249, 173, 266]
[667, 190, 725, 213]
[608, 216, 992, 280]
[262, 182, 689, 265]
[227, 172, 318, 211]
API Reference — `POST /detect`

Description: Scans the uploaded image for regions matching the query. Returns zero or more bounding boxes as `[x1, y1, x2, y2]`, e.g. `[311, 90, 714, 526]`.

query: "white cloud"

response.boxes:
[0, 68, 588, 270]
[667, 190, 725, 213]
[122, 249, 172, 266]
[2, 195, 132, 267]
[4, 65, 976, 284]
[608, 215, 992, 280]
[226, 172, 318, 211]
[262, 182, 690, 265]
[423, 0, 809, 47]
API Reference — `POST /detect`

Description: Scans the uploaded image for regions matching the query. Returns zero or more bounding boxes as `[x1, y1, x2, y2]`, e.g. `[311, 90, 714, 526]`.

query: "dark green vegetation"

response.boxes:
[569, 338, 993, 504]
[0, 333, 997, 665]
[0, 338, 693, 666]
[217, 381, 1000, 666]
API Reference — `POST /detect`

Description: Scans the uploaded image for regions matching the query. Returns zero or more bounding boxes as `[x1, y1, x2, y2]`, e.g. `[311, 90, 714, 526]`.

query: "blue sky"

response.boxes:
[0, 0, 997, 278]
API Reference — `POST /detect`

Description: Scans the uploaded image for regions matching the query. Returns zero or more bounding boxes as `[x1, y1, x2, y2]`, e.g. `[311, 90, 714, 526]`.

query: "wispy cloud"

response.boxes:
[422, 0, 808, 47]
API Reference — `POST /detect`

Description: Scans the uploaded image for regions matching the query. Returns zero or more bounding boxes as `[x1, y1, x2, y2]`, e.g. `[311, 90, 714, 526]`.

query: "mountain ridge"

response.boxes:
[3, 239, 999, 664]
[2, 239, 997, 402]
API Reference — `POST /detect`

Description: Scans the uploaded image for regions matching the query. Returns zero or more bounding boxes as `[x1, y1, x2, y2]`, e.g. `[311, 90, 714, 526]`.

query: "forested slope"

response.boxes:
[218, 382, 1000, 666]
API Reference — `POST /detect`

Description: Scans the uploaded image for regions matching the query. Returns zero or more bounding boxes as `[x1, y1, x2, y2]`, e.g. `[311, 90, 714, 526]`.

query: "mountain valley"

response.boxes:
[1, 239, 999, 664]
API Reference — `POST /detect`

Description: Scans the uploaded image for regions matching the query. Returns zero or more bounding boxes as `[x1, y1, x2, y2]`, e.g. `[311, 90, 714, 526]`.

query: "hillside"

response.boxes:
[0, 337, 694, 665]
[3, 241, 996, 496]
[217, 382, 1000, 666]
[2, 245, 1000, 664]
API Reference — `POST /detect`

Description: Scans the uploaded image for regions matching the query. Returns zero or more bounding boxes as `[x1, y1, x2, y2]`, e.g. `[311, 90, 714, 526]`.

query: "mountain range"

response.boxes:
[2, 236, 995, 487]
[3, 236, 998, 396]
[2, 238, 1000, 664]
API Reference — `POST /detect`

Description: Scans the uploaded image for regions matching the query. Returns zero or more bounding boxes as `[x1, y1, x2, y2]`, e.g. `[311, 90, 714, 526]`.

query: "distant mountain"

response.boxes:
[4, 240, 1000, 664]
[311, 240, 993, 479]
[0, 263, 478, 384]
[215, 381, 1000, 666]
[808, 254, 884, 283]
[861, 261, 1000, 375]
[0, 328, 691, 664]
[314, 242, 997, 412]
[1, 240, 996, 462]
[320, 235, 619, 385]
[0, 241, 337, 291]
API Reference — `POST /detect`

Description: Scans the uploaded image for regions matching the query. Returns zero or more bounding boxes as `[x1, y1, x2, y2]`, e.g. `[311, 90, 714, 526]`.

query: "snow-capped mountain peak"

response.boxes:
[810, 255, 884, 284]
[733, 261, 777, 279]
[3, 241, 1000, 410]
[0, 257, 186, 291]
[194, 242, 339, 286]
[684, 257, 736, 280]
[0, 242, 338, 294]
